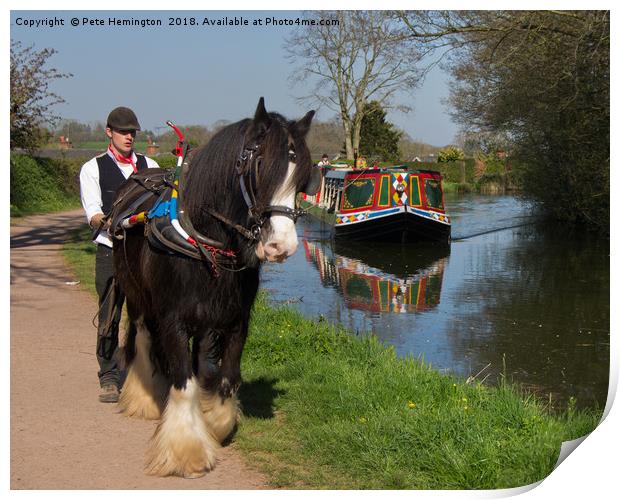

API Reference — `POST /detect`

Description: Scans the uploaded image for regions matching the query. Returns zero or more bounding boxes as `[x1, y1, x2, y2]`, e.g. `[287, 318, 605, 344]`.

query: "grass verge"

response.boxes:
[299, 199, 336, 225]
[62, 225, 602, 489]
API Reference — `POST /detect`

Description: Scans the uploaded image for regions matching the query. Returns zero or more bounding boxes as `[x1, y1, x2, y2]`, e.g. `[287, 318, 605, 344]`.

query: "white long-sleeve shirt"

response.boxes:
[79, 149, 159, 247]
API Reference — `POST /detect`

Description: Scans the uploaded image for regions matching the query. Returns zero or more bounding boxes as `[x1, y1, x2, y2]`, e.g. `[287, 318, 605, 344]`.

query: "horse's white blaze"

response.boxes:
[261, 161, 298, 262]
[146, 376, 219, 478]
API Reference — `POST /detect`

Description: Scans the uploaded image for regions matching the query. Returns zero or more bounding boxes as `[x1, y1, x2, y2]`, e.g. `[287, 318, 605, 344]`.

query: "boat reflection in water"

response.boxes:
[302, 239, 450, 314]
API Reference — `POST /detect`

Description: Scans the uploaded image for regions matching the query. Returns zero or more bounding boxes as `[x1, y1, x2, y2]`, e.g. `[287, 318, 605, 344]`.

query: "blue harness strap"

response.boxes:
[148, 197, 171, 219]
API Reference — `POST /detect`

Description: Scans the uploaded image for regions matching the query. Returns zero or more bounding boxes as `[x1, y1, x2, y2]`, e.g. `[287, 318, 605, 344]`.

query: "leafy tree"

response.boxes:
[454, 130, 511, 158]
[53, 119, 94, 144]
[10, 41, 72, 152]
[285, 11, 423, 160]
[156, 125, 212, 150]
[91, 122, 106, 140]
[358, 101, 402, 162]
[437, 146, 464, 162]
[399, 11, 610, 232]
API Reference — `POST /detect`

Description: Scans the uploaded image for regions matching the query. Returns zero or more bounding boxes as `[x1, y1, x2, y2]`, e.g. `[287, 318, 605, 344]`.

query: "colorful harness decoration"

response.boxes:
[110, 121, 238, 276]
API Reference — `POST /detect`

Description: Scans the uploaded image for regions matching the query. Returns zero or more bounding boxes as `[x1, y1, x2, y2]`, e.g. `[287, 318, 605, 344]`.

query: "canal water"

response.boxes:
[260, 194, 610, 411]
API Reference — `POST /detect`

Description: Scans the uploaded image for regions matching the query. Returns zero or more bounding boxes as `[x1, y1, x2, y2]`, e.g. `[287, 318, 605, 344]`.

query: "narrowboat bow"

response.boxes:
[303, 166, 451, 244]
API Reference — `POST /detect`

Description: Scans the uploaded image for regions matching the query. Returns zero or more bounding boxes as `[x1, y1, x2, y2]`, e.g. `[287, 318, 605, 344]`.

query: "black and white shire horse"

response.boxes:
[111, 98, 317, 477]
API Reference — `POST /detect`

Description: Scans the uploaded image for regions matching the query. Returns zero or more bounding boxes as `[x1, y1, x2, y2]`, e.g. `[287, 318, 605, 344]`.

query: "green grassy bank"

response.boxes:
[62, 226, 601, 489]
[299, 200, 337, 225]
[10, 154, 83, 217]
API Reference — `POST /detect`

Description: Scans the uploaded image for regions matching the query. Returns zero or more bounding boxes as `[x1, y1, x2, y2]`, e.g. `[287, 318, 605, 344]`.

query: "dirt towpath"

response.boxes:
[10, 210, 268, 489]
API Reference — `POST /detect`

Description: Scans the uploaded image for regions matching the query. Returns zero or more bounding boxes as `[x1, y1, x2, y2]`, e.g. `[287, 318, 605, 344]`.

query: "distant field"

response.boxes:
[71, 141, 150, 153]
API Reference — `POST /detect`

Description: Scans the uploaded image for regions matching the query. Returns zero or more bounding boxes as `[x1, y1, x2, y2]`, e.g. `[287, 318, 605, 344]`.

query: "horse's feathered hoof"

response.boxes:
[200, 389, 240, 444]
[145, 378, 220, 478]
[119, 321, 169, 419]
[118, 365, 167, 419]
[145, 426, 219, 478]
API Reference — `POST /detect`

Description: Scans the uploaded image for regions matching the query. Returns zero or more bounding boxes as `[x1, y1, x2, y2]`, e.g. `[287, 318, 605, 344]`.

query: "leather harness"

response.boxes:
[107, 140, 319, 275]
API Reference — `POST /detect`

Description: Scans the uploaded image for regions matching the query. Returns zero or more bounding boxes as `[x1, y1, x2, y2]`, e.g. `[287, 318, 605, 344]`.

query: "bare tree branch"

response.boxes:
[285, 11, 423, 159]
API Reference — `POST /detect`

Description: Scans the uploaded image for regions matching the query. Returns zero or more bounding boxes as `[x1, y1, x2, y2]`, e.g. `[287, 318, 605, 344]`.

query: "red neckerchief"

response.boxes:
[108, 146, 137, 173]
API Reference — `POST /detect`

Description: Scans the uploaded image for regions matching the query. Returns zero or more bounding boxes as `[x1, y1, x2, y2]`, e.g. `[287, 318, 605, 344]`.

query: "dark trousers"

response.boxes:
[95, 245, 123, 387]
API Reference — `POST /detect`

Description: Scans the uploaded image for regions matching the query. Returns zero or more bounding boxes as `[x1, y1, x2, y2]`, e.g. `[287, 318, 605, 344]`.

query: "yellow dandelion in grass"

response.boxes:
[407, 401, 417, 409]
[461, 397, 468, 403]
[464, 406, 470, 411]
[358, 416, 367, 424]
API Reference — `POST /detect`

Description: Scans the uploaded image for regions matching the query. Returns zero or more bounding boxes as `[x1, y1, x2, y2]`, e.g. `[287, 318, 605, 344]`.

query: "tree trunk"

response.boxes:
[351, 113, 364, 159]
[352, 124, 361, 157]
[342, 119, 354, 160]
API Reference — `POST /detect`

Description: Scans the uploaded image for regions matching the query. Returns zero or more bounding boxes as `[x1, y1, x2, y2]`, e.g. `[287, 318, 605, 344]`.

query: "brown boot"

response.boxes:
[99, 384, 119, 403]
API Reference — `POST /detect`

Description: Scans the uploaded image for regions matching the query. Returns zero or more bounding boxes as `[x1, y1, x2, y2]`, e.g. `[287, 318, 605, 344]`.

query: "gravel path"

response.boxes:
[10, 210, 267, 489]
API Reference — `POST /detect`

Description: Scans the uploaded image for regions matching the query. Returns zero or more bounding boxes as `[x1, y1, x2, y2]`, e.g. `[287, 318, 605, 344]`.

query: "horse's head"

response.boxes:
[183, 98, 320, 267]
[242, 98, 319, 263]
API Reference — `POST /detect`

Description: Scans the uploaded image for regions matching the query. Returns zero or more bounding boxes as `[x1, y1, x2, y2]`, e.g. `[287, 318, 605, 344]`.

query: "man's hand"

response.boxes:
[90, 213, 110, 229]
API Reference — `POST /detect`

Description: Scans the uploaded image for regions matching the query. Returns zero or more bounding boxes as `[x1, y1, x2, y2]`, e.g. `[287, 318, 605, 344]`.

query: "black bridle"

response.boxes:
[203, 141, 309, 243]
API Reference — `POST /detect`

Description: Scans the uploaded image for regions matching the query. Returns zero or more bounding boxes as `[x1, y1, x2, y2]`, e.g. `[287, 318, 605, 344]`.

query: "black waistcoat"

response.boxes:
[96, 153, 148, 214]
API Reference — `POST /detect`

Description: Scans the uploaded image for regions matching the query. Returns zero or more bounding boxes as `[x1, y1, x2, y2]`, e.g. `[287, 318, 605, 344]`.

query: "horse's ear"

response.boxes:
[253, 97, 271, 137]
[294, 110, 315, 137]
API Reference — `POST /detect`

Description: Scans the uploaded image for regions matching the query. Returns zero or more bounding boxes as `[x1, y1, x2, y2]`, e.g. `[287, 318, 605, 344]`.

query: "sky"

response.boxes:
[9, 9, 459, 147]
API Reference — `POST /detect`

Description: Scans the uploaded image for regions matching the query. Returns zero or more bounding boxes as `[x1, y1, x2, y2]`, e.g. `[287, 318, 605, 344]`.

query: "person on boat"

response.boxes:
[79, 106, 160, 403]
[356, 155, 368, 169]
[318, 154, 331, 167]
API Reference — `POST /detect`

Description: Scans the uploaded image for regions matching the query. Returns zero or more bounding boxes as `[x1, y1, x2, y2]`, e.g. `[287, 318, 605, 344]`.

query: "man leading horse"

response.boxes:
[79, 106, 160, 403]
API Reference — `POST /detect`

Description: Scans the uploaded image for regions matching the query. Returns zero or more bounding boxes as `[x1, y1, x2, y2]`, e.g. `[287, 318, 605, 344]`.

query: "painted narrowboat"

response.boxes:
[303, 166, 451, 244]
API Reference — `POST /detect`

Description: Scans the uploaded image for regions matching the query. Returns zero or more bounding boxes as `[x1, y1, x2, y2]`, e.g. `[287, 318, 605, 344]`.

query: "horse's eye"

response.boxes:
[289, 152, 297, 163]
